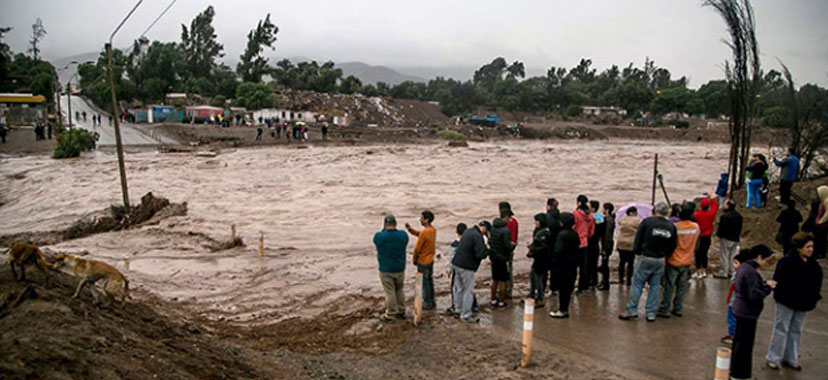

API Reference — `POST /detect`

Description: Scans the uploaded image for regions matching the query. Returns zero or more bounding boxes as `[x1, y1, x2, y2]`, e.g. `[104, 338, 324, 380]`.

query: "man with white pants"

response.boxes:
[715, 199, 742, 279]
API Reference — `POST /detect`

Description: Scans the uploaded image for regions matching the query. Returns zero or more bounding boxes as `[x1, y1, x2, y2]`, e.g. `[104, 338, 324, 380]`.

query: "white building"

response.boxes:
[253, 109, 318, 123]
[581, 106, 628, 117]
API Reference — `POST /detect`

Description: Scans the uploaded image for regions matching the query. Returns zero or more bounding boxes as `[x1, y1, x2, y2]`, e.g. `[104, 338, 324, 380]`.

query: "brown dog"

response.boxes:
[53, 253, 130, 303]
[6, 241, 53, 285]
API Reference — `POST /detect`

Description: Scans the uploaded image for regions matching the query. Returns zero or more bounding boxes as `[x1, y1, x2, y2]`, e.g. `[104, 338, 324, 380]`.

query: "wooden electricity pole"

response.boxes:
[106, 42, 130, 212]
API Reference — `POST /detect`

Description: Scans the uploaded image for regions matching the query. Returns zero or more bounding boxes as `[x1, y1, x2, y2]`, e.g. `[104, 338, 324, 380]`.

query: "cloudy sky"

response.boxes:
[2, 0, 826, 87]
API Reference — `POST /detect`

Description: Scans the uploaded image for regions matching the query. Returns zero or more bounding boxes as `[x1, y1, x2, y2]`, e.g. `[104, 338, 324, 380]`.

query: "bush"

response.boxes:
[566, 104, 582, 117]
[437, 130, 467, 141]
[53, 128, 99, 159]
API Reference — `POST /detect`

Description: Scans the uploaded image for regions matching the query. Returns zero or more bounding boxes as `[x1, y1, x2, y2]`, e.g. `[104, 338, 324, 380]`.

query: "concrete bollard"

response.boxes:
[714, 347, 731, 380]
[413, 272, 423, 326]
[520, 298, 535, 367]
[258, 232, 264, 259]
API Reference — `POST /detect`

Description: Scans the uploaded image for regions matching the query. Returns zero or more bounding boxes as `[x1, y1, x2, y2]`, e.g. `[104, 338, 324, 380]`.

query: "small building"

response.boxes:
[253, 108, 318, 123]
[0, 93, 46, 125]
[148, 105, 182, 123]
[185, 105, 224, 122]
[581, 106, 628, 117]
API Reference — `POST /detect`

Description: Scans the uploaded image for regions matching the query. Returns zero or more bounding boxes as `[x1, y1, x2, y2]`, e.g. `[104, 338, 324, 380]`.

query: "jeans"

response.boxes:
[452, 265, 476, 319]
[506, 257, 514, 298]
[529, 269, 547, 301]
[658, 265, 690, 315]
[719, 239, 739, 277]
[379, 271, 405, 318]
[727, 305, 737, 336]
[766, 302, 807, 365]
[624, 256, 666, 317]
[731, 316, 758, 379]
[417, 263, 435, 309]
[746, 178, 763, 208]
[694, 235, 711, 269]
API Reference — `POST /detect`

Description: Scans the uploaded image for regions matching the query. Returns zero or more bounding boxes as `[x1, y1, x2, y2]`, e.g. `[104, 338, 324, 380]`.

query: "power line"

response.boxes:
[140, 0, 178, 39]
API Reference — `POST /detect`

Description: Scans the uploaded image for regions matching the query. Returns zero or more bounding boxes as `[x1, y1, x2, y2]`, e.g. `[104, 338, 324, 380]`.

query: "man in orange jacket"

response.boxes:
[406, 210, 437, 310]
[658, 203, 700, 318]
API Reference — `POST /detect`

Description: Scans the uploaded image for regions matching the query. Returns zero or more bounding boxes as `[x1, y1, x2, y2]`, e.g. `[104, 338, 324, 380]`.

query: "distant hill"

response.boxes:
[335, 62, 425, 85]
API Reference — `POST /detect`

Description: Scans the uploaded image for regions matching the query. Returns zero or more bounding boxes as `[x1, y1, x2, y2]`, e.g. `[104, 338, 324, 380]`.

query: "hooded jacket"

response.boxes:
[633, 216, 677, 258]
[452, 226, 488, 271]
[716, 208, 743, 242]
[715, 173, 728, 197]
[528, 214, 552, 273]
[554, 212, 582, 264]
[488, 218, 514, 263]
[573, 207, 595, 248]
[694, 197, 719, 237]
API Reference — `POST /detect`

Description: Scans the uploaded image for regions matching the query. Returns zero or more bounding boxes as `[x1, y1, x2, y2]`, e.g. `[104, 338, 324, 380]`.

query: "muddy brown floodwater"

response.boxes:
[1, 140, 729, 325]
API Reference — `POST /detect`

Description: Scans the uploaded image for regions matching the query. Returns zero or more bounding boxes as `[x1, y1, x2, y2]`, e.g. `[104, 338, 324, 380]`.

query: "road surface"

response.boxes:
[59, 95, 176, 145]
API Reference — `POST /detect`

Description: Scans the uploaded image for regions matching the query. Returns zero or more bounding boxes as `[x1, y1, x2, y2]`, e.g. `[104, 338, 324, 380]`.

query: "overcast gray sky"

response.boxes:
[2, 0, 826, 87]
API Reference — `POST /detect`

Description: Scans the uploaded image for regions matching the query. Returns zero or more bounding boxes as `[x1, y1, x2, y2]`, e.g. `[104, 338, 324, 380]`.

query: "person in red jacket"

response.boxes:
[499, 201, 518, 298]
[693, 193, 719, 278]
[573, 195, 595, 293]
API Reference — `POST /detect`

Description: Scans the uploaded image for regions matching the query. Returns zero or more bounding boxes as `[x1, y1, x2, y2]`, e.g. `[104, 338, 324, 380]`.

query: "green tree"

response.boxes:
[235, 81, 275, 110]
[360, 83, 379, 97]
[339, 75, 362, 94]
[28, 18, 46, 61]
[181, 6, 224, 78]
[473, 57, 507, 94]
[209, 94, 226, 107]
[237, 14, 278, 82]
[696, 80, 730, 117]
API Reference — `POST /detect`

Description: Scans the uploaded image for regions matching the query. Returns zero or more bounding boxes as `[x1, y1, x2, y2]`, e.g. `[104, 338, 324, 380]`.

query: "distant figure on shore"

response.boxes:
[373, 214, 409, 322]
[776, 200, 803, 254]
[321, 124, 328, 140]
[716, 173, 729, 208]
[745, 154, 766, 209]
[773, 148, 800, 205]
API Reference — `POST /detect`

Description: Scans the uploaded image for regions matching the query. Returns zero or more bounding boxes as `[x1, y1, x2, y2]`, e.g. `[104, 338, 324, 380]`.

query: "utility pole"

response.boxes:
[105, 0, 144, 213]
[67, 82, 72, 129]
[54, 82, 62, 127]
[106, 42, 130, 212]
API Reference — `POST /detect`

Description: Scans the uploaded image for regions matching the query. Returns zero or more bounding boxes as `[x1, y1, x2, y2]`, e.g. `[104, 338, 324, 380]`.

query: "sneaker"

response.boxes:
[701, 272, 708, 278]
[691, 272, 700, 279]
[380, 315, 395, 323]
[720, 335, 733, 344]
[782, 361, 802, 371]
[597, 283, 610, 291]
[671, 310, 683, 317]
[618, 313, 638, 321]
[549, 310, 569, 319]
[495, 301, 508, 309]
[460, 316, 479, 323]
[646, 315, 656, 322]
[490, 300, 498, 307]
[766, 361, 780, 370]
[534, 301, 545, 309]
[656, 312, 671, 318]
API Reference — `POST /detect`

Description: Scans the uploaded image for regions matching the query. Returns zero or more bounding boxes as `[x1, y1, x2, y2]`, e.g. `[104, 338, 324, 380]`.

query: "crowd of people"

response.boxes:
[372, 150, 825, 379]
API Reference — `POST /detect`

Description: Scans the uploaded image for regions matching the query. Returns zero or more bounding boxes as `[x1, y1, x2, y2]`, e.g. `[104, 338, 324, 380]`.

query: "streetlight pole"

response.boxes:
[67, 81, 72, 128]
[107, 0, 143, 213]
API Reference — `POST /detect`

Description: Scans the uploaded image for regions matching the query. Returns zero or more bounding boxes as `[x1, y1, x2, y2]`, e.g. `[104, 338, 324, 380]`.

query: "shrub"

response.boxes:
[566, 104, 582, 117]
[437, 130, 467, 141]
[53, 128, 99, 159]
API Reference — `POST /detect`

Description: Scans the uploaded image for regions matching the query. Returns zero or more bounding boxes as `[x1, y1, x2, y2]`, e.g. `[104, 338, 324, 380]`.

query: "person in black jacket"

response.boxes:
[765, 233, 823, 370]
[716, 200, 743, 278]
[451, 221, 490, 322]
[545, 198, 562, 294]
[775, 200, 803, 254]
[597, 202, 616, 290]
[549, 212, 581, 319]
[489, 217, 513, 308]
[527, 213, 552, 307]
[730, 244, 777, 380]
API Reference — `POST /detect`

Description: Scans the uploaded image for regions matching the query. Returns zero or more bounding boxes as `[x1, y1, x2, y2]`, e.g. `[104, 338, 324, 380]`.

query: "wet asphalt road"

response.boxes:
[479, 269, 827, 380]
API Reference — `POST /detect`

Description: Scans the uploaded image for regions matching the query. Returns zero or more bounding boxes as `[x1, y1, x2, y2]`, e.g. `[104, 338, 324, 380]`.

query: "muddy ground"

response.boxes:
[1, 129, 825, 379]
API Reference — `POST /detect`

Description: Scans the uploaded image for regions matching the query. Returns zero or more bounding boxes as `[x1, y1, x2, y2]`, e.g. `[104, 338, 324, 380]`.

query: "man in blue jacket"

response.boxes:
[773, 148, 800, 205]
[374, 214, 409, 321]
